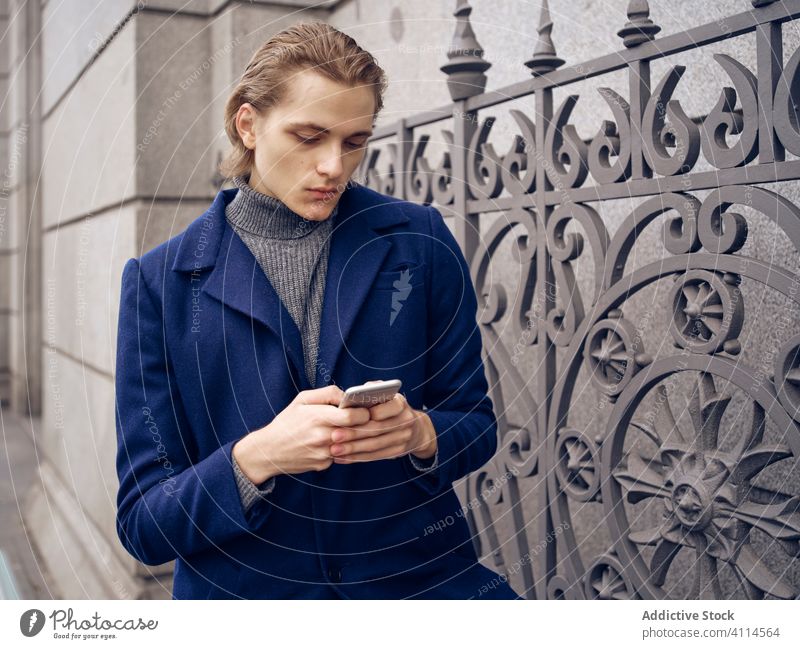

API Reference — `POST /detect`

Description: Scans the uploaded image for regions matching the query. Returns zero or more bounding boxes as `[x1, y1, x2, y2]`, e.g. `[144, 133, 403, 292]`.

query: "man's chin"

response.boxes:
[299, 198, 338, 221]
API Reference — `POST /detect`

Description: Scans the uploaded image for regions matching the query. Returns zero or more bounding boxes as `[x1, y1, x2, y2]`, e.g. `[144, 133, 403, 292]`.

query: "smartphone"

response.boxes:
[338, 379, 402, 408]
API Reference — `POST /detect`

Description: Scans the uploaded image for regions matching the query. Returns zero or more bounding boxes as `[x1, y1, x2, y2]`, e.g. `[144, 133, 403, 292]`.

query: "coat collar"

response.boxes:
[171, 181, 410, 389]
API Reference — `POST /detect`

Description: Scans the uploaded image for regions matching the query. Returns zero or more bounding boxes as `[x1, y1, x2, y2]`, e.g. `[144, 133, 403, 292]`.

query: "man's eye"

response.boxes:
[295, 134, 366, 149]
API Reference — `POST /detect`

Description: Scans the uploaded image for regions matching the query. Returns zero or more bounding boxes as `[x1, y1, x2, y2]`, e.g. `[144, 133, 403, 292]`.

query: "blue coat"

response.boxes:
[114, 180, 521, 599]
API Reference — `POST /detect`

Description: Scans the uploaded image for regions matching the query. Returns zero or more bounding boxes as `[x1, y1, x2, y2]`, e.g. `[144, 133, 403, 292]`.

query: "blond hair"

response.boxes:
[218, 21, 388, 181]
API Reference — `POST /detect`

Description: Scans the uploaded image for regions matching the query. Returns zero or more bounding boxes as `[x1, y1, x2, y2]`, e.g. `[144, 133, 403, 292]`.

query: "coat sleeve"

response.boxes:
[402, 205, 499, 495]
[114, 257, 275, 566]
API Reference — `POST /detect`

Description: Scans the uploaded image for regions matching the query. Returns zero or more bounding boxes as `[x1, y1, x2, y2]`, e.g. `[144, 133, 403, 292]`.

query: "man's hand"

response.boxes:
[330, 389, 437, 464]
[233, 385, 370, 482]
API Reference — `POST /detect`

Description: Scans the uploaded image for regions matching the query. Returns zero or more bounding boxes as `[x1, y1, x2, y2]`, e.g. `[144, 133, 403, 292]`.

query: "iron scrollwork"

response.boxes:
[360, 0, 800, 599]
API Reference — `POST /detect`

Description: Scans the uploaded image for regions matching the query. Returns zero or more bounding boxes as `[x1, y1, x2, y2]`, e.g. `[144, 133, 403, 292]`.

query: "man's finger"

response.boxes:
[332, 443, 409, 463]
[334, 413, 407, 440]
[321, 405, 371, 428]
[331, 428, 409, 457]
[369, 393, 405, 421]
[297, 384, 345, 406]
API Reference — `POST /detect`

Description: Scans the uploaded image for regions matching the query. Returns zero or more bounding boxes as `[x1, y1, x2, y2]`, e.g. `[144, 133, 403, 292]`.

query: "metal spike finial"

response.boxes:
[440, 0, 492, 101]
[617, 0, 661, 48]
[525, 0, 565, 77]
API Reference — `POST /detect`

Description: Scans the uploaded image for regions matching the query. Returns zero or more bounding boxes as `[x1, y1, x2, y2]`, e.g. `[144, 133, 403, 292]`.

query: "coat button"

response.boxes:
[327, 567, 342, 583]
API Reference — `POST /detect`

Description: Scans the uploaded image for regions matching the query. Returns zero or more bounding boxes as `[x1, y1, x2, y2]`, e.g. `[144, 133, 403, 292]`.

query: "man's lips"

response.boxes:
[307, 188, 338, 199]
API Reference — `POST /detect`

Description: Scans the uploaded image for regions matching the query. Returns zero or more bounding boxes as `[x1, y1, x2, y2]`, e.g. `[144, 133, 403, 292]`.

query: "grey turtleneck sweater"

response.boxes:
[224, 174, 438, 513]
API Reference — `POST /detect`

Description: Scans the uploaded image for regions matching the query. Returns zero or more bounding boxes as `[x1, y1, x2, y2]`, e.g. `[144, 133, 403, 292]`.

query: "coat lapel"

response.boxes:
[204, 223, 308, 387]
[171, 182, 411, 390]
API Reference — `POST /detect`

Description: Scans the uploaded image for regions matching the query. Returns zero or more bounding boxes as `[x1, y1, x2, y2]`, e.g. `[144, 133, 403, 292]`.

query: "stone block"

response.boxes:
[42, 207, 136, 374]
[41, 0, 133, 114]
[134, 11, 215, 199]
[41, 22, 137, 228]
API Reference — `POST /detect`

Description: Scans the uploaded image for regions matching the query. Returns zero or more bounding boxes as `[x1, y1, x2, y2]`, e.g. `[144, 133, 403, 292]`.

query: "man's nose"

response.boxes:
[316, 144, 344, 178]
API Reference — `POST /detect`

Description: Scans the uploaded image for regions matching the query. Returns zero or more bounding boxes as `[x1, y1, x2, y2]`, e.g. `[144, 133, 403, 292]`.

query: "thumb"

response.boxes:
[296, 384, 345, 406]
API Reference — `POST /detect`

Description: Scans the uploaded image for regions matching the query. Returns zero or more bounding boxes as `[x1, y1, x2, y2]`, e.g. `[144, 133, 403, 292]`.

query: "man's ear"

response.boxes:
[236, 103, 257, 150]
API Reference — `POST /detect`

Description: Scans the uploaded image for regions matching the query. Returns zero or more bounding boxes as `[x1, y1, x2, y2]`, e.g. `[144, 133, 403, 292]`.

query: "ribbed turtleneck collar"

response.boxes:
[225, 174, 337, 239]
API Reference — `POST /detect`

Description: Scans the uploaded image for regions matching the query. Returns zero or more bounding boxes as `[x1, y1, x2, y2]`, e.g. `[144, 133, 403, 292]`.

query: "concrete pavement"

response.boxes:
[0, 408, 57, 599]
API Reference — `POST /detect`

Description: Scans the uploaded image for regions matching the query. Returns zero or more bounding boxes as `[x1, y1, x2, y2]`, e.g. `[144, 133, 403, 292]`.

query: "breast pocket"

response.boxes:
[347, 262, 428, 371]
[373, 261, 427, 291]
[372, 261, 427, 332]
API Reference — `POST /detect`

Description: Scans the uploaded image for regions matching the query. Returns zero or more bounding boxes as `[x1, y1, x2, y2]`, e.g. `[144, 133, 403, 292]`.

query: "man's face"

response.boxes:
[236, 68, 376, 221]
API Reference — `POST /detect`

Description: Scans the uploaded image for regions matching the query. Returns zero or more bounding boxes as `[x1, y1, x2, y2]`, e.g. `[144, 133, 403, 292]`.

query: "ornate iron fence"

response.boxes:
[357, 0, 800, 599]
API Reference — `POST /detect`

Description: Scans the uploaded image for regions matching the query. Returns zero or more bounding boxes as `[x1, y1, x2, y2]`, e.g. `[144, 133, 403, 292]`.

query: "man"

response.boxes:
[115, 20, 520, 600]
